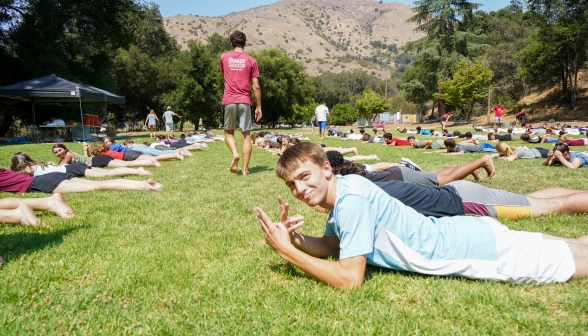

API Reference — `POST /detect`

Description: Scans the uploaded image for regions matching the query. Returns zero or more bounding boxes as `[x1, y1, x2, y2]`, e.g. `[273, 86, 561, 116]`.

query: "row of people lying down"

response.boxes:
[255, 142, 588, 288]
[492, 142, 588, 168]
[326, 149, 587, 220]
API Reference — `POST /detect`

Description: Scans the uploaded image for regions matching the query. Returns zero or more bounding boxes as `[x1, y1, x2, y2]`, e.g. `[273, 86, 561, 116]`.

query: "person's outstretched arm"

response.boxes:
[254, 205, 366, 289]
[553, 151, 581, 169]
[252, 77, 262, 122]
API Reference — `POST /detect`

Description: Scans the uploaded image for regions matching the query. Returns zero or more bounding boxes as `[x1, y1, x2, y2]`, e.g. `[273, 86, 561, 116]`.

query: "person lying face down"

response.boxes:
[254, 142, 588, 289]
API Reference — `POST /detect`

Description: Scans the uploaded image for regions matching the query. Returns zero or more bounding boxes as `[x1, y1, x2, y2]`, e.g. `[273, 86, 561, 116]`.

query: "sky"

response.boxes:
[153, 0, 512, 18]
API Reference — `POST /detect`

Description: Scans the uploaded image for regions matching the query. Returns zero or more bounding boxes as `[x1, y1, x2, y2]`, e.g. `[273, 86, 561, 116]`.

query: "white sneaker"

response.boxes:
[400, 157, 422, 171]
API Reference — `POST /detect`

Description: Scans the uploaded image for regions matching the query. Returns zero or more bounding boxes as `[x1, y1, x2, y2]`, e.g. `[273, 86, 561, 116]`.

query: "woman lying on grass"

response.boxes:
[0, 168, 163, 194]
[11, 152, 152, 178]
[544, 143, 588, 169]
[491, 142, 550, 161]
[51, 143, 162, 168]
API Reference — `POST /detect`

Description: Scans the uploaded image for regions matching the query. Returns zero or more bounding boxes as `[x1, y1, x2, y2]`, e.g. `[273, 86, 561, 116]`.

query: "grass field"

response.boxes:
[1, 128, 588, 334]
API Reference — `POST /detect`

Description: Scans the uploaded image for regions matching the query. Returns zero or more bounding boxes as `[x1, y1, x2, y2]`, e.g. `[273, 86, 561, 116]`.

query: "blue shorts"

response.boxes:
[318, 121, 327, 131]
[495, 117, 502, 123]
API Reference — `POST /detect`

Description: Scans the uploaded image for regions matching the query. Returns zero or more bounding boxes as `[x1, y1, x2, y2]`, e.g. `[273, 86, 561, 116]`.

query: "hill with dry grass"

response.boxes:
[163, 0, 424, 79]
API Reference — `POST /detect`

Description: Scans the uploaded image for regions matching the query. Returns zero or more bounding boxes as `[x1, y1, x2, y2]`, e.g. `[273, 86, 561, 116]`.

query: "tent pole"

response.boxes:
[78, 88, 85, 141]
[124, 103, 127, 137]
[32, 98, 35, 124]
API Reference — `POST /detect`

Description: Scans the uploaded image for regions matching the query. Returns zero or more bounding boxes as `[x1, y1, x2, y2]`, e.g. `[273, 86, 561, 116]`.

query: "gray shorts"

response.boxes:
[398, 166, 439, 187]
[447, 180, 532, 220]
[223, 104, 253, 132]
[165, 122, 174, 131]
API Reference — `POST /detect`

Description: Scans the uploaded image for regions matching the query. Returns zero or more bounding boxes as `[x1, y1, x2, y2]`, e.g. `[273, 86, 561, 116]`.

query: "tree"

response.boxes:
[436, 58, 494, 121]
[330, 104, 358, 125]
[402, 0, 487, 114]
[248, 48, 314, 124]
[518, 0, 588, 108]
[355, 90, 389, 120]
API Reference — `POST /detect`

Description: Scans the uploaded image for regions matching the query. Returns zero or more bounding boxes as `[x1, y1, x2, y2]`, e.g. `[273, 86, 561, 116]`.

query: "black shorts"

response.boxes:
[28, 172, 75, 193]
[92, 155, 114, 167]
[123, 150, 142, 161]
[65, 162, 90, 177]
[535, 147, 549, 158]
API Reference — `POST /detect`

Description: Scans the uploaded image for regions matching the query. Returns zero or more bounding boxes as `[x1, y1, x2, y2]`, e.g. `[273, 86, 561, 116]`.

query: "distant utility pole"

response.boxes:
[487, 84, 502, 124]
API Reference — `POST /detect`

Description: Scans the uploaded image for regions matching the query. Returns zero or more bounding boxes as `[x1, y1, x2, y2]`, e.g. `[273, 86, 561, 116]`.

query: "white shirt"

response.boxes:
[163, 111, 175, 123]
[314, 105, 329, 122]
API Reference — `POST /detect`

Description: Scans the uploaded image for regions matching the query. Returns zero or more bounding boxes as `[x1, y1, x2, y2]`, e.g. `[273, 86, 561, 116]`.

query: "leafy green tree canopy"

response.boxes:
[436, 58, 493, 121]
[330, 104, 357, 125]
[355, 89, 389, 120]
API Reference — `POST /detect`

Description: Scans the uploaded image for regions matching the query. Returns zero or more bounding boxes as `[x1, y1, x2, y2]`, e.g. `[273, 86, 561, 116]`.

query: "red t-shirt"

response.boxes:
[566, 139, 585, 146]
[100, 150, 123, 160]
[0, 168, 34, 193]
[392, 138, 410, 146]
[220, 51, 260, 106]
[493, 105, 504, 117]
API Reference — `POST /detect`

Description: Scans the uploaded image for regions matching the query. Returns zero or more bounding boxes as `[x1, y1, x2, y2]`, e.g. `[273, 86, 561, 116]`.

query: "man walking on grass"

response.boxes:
[162, 106, 181, 139]
[220, 30, 262, 175]
[254, 142, 588, 289]
[314, 100, 331, 142]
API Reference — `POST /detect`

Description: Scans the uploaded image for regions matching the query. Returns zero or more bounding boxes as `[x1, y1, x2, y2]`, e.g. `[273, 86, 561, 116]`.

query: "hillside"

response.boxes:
[163, 0, 424, 78]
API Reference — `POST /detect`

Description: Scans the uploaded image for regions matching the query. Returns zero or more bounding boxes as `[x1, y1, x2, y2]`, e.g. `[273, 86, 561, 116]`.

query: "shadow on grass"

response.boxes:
[268, 262, 461, 284]
[247, 165, 274, 174]
[0, 227, 80, 265]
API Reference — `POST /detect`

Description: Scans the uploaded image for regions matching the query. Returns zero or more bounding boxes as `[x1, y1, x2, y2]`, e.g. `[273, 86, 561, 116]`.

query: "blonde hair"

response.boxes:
[91, 141, 107, 156]
[150, 109, 156, 115]
[495, 142, 515, 159]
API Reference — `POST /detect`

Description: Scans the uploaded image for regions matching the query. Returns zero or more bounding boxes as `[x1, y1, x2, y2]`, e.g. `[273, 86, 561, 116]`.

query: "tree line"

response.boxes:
[1, 0, 586, 136]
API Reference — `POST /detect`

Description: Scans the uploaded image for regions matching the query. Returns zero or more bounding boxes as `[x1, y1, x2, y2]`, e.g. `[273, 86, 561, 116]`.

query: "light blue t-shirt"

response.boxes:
[570, 152, 588, 167]
[419, 130, 431, 135]
[324, 175, 498, 273]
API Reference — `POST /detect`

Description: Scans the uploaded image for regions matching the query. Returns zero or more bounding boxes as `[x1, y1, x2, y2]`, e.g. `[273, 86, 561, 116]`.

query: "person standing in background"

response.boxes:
[220, 30, 262, 175]
[314, 100, 331, 142]
[162, 106, 181, 139]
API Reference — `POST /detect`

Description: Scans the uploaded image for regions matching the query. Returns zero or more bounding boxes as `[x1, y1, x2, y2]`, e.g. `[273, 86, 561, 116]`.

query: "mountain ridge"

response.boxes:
[163, 0, 424, 78]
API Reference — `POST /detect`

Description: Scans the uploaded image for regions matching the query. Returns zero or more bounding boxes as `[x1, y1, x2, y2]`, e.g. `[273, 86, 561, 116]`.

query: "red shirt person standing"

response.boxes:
[220, 30, 262, 176]
[493, 102, 504, 127]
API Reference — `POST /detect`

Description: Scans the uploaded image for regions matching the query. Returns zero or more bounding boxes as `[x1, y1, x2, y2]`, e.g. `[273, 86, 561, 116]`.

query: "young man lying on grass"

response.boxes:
[254, 142, 588, 289]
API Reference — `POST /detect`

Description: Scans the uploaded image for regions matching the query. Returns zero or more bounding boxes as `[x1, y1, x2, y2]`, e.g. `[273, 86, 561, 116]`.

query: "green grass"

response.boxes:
[1, 128, 588, 334]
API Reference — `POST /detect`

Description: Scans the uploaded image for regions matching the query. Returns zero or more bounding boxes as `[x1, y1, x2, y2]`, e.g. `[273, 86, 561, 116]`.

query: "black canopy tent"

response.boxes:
[0, 74, 126, 140]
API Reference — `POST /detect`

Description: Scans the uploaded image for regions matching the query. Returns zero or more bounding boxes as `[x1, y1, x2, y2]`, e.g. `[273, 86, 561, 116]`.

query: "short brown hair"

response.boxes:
[276, 142, 327, 178]
[230, 30, 246, 48]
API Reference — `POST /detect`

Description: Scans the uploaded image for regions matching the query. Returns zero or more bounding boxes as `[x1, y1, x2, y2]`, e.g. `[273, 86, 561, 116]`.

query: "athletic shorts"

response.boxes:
[165, 123, 175, 131]
[223, 104, 253, 132]
[480, 217, 575, 284]
[495, 116, 503, 123]
[64, 162, 90, 177]
[28, 172, 75, 193]
[123, 150, 142, 161]
[447, 180, 532, 220]
[91, 155, 114, 167]
[398, 166, 439, 187]
[317, 121, 327, 131]
[534, 148, 549, 158]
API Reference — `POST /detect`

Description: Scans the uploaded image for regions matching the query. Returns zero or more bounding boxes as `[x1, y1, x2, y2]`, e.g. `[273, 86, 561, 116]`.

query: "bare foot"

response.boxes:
[144, 178, 163, 191]
[137, 167, 153, 176]
[471, 168, 482, 181]
[482, 155, 496, 180]
[352, 147, 359, 155]
[371, 154, 381, 161]
[48, 193, 75, 218]
[242, 169, 249, 176]
[175, 153, 185, 161]
[153, 160, 162, 167]
[15, 204, 41, 226]
[181, 150, 193, 157]
[230, 155, 240, 173]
